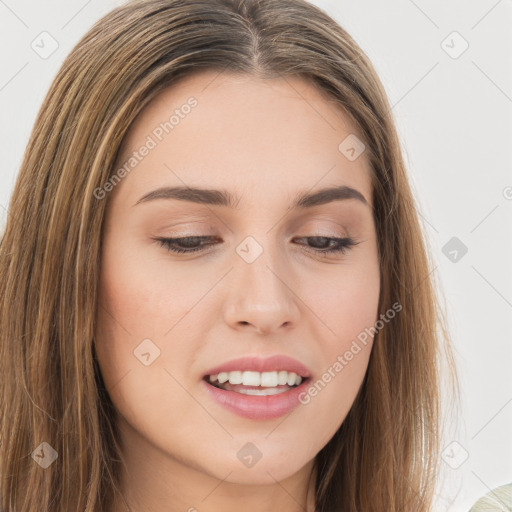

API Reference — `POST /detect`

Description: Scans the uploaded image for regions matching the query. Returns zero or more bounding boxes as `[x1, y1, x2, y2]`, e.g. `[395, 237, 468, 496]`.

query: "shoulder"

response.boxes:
[468, 482, 512, 511]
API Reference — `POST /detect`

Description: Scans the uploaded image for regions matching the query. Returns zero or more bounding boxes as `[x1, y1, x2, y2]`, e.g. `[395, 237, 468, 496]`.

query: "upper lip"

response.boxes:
[203, 355, 311, 379]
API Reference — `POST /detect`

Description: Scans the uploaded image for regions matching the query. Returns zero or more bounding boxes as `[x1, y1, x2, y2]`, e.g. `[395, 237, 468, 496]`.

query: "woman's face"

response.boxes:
[95, 70, 380, 498]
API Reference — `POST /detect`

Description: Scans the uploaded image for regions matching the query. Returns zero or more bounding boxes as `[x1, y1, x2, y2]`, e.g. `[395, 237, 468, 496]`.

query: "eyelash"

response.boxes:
[154, 235, 359, 257]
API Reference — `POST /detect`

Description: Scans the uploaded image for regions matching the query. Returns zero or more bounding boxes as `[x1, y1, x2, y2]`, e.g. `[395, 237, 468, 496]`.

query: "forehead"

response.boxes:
[111, 70, 372, 207]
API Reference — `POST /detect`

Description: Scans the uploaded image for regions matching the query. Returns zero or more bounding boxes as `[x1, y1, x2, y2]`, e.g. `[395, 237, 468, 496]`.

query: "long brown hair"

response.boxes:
[0, 0, 458, 510]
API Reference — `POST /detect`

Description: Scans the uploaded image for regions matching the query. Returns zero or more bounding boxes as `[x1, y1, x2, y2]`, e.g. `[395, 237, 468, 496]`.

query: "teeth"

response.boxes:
[287, 372, 298, 386]
[217, 372, 229, 384]
[242, 371, 261, 386]
[228, 371, 243, 385]
[260, 371, 277, 387]
[208, 370, 303, 387]
[236, 387, 290, 396]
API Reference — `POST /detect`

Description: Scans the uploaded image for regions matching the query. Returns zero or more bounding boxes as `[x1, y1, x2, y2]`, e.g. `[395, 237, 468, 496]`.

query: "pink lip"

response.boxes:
[203, 355, 311, 378]
[201, 355, 312, 420]
[201, 377, 310, 420]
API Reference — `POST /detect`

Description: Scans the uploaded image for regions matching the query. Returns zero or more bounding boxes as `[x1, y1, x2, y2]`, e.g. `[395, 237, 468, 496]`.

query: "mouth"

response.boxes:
[201, 372, 311, 420]
[204, 370, 310, 396]
[200, 355, 312, 419]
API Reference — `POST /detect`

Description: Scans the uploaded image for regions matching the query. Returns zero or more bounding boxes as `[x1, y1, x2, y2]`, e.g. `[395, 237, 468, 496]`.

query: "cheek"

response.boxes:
[94, 234, 197, 400]
[96, 231, 200, 338]
[94, 251, 202, 449]
[307, 251, 380, 347]
[297, 253, 380, 426]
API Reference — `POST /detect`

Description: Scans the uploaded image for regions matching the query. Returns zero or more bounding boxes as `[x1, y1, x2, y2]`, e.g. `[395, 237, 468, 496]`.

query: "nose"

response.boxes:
[222, 241, 300, 335]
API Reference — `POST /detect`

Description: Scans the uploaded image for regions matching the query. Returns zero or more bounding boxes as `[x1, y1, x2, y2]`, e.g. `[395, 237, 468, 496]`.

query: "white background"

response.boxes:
[1, 1, 511, 510]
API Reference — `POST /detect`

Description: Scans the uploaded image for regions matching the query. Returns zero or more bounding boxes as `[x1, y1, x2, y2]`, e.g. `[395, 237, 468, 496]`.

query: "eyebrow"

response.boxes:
[133, 184, 369, 209]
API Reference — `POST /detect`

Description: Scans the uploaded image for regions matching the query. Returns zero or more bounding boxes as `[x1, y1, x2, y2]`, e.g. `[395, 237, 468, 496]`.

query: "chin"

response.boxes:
[203, 447, 312, 485]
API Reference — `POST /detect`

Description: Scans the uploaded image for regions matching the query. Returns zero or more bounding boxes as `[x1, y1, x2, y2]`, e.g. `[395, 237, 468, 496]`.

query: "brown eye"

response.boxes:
[155, 236, 217, 254]
[294, 236, 358, 256]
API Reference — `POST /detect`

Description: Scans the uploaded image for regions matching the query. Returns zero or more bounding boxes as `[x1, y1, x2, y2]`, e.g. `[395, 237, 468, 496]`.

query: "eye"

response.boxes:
[155, 236, 218, 254]
[294, 236, 359, 257]
[154, 235, 359, 256]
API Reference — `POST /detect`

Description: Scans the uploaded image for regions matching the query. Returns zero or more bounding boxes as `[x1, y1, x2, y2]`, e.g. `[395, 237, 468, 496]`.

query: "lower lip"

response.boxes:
[201, 378, 310, 420]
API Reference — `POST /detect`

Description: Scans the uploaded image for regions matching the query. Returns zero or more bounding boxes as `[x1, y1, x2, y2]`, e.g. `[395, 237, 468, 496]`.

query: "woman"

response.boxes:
[0, 0, 458, 510]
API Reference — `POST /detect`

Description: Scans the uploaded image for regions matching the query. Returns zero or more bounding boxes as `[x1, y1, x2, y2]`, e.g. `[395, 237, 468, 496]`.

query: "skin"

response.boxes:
[95, 70, 381, 512]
